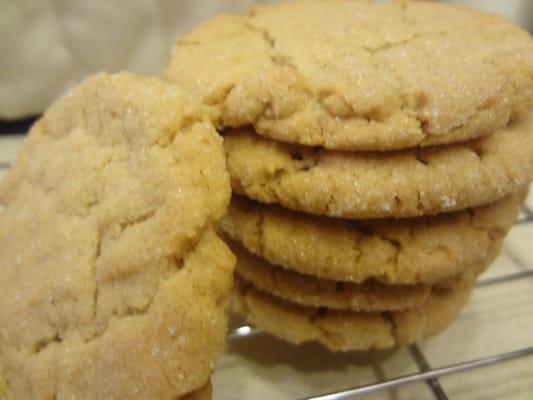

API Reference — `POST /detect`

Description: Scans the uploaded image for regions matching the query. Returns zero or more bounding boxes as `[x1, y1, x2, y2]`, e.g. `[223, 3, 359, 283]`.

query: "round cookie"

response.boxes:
[224, 114, 533, 219]
[233, 276, 473, 352]
[0, 73, 235, 399]
[221, 191, 524, 284]
[230, 240, 430, 311]
[230, 239, 489, 312]
[166, 0, 533, 151]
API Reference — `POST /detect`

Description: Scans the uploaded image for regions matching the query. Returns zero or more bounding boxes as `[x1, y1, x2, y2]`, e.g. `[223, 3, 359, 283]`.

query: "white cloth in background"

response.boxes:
[0, 0, 530, 119]
[0, 0, 266, 119]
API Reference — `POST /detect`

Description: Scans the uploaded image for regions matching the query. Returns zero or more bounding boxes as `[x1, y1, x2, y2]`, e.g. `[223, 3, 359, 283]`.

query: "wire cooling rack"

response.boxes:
[220, 206, 533, 400]
[0, 150, 532, 399]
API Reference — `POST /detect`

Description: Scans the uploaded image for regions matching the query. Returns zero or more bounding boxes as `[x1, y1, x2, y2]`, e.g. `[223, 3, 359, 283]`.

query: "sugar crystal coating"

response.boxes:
[167, 0, 533, 150]
[0, 73, 234, 399]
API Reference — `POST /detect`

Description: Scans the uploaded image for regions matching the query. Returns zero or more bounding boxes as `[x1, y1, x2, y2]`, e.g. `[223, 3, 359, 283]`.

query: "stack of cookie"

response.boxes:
[166, 1, 533, 351]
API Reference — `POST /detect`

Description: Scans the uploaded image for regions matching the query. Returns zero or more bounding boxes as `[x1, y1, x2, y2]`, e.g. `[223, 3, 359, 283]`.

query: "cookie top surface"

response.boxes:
[166, 0, 533, 151]
[0, 73, 234, 399]
[233, 276, 472, 351]
[224, 111, 533, 219]
[221, 192, 523, 284]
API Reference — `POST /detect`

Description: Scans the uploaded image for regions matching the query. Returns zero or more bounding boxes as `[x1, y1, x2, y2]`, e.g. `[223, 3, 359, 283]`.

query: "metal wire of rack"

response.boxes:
[225, 207, 533, 400]
[0, 158, 532, 399]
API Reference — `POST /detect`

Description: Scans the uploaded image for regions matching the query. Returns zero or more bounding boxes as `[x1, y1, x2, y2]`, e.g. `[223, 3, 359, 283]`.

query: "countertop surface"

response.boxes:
[1, 134, 532, 399]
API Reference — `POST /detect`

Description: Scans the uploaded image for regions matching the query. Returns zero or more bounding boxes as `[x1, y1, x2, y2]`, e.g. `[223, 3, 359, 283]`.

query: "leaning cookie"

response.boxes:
[166, 0, 533, 151]
[233, 276, 472, 352]
[0, 73, 234, 399]
[221, 191, 524, 284]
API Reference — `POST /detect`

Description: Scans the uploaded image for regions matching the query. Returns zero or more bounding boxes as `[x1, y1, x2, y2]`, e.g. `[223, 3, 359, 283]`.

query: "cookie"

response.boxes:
[230, 238, 490, 312]
[233, 276, 472, 352]
[166, 0, 533, 151]
[0, 73, 235, 399]
[230, 240, 430, 311]
[221, 191, 523, 284]
[224, 113, 533, 219]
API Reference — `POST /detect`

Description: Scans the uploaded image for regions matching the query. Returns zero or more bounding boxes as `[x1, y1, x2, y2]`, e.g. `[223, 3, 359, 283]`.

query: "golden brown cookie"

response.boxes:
[230, 238, 490, 312]
[166, 0, 533, 151]
[233, 276, 472, 352]
[221, 191, 523, 284]
[0, 73, 234, 399]
[230, 240, 430, 311]
[224, 117, 533, 219]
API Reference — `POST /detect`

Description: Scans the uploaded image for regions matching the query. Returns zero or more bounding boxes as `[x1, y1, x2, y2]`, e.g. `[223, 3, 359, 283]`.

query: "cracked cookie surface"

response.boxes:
[221, 192, 524, 284]
[233, 276, 473, 352]
[224, 112, 533, 219]
[166, 0, 533, 151]
[0, 73, 234, 399]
